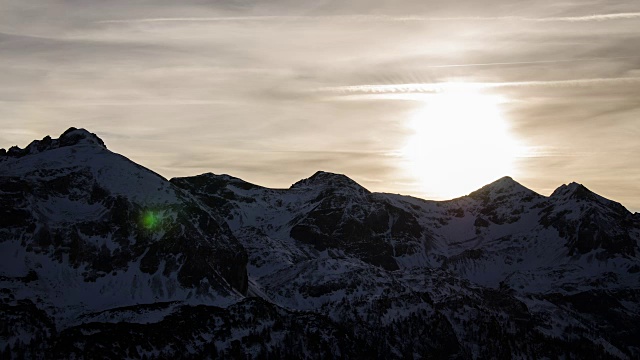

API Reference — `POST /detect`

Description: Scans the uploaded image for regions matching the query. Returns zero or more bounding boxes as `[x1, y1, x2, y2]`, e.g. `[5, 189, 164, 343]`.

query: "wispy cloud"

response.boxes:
[98, 12, 640, 24]
[538, 12, 640, 22]
[0, 100, 237, 107]
[3, 0, 640, 212]
[96, 15, 519, 24]
[422, 56, 640, 68]
[319, 77, 640, 95]
[98, 16, 319, 24]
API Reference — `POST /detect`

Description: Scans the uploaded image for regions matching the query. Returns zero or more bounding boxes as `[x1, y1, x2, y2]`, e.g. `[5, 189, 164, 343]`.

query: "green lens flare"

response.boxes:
[142, 211, 160, 230]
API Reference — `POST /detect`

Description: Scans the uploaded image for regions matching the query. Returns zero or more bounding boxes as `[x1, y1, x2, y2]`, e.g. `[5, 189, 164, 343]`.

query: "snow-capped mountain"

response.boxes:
[2, 128, 639, 359]
[0, 129, 251, 354]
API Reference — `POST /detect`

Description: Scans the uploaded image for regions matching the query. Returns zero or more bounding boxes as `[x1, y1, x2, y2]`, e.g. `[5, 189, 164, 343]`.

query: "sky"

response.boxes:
[1, 0, 639, 212]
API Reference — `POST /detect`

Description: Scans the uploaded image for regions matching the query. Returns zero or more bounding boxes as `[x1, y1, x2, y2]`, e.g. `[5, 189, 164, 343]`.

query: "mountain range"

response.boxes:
[1, 128, 639, 359]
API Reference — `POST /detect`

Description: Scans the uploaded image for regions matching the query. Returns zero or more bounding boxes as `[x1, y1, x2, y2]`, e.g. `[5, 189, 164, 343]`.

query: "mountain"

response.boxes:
[2, 128, 640, 359]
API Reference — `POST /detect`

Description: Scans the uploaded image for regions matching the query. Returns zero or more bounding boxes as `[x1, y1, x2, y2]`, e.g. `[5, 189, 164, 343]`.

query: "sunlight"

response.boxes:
[401, 85, 524, 199]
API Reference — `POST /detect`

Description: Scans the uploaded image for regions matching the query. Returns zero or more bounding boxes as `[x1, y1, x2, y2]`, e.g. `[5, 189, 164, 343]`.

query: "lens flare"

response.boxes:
[142, 210, 161, 230]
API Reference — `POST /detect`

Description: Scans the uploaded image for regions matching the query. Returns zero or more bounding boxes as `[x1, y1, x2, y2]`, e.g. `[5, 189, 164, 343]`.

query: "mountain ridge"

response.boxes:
[1, 128, 628, 212]
[2, 128, 640, 359]
[0, 127, 106, 158]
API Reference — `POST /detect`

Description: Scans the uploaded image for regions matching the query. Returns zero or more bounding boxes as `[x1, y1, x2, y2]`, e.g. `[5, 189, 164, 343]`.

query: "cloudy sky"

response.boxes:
[1, 0, 639, 212]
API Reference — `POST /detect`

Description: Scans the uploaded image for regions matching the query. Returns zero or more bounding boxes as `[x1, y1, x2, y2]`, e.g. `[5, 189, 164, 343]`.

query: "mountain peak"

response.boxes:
[59, 127, 106, 148]
[468, 176, 535, 201]
[171, 172, 262, 192]
[1, 127, 106, 158]
[488, 176, 517, 189]
[290, 171, 369, 193]
[550, 182, 597, 201]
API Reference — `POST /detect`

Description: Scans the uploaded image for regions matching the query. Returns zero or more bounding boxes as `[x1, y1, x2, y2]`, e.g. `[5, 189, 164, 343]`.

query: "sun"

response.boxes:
[401, 85, 524, 199]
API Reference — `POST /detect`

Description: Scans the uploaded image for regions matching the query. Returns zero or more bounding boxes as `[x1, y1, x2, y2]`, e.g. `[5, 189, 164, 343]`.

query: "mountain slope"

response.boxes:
[174, 171, 639, 291]
[172, 169, 640, 358]
[2, 128, 640, 359]
[0, 128, 250, 354]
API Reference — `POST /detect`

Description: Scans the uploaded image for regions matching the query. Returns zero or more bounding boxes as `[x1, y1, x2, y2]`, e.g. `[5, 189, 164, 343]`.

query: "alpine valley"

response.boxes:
[1, 128, 639, 359]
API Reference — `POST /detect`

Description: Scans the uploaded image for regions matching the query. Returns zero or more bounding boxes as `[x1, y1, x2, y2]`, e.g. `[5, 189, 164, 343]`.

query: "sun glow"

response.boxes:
[401, 86, 524, 199]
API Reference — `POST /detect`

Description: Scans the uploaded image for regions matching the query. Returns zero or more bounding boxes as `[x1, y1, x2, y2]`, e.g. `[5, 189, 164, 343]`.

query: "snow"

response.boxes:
[0, 236, 241, 329]
[2, 129, 640, 358]
[183, 169, 640, 304]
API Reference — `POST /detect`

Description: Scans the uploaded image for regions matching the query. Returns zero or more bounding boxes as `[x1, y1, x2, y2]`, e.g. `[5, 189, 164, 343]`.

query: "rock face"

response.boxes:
[2, 129, 640, 359]
[542, 182, 637, 256]
[0, 129, 248, 339]
[287, 172, 425, 270]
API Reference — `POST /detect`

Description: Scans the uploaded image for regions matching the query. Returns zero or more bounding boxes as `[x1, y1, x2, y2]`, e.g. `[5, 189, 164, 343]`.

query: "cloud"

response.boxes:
[420, 56, 640, 69]
[2, 0, 640, 212]
[539, 12, 640, 22]
[0, 100, 239, 107]
[317, 77, 640, 95]
[96, 12, 640, 24]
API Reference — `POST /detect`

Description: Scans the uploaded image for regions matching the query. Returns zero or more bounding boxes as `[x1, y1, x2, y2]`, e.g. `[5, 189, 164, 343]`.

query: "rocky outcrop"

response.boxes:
[0, 128, 248, 314]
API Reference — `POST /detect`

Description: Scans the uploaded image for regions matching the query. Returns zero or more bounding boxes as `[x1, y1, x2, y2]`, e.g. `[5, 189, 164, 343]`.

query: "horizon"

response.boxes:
[2, 126, 639, 213]
[1, 1, 639, 213]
